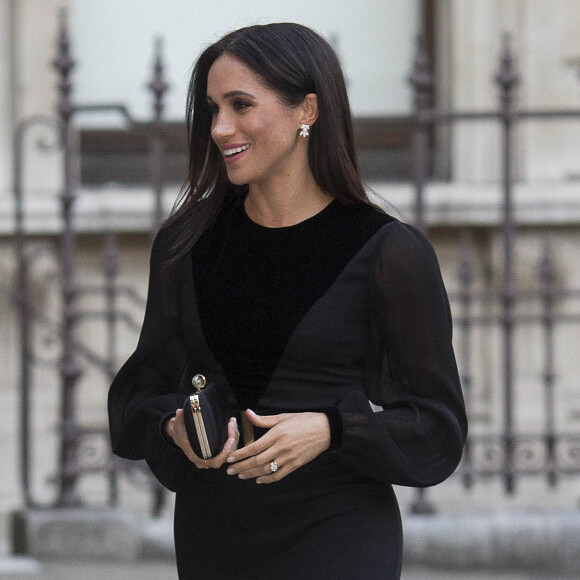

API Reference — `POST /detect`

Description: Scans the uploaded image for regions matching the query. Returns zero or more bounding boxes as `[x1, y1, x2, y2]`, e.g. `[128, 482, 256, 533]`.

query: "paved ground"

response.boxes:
[0, 558, 576, 580]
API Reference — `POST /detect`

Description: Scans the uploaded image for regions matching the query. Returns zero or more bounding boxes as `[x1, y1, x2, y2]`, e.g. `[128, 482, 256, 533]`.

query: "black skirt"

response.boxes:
[174, 452, 402, 580]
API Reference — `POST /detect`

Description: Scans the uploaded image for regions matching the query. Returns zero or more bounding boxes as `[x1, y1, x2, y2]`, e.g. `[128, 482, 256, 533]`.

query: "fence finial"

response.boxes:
[496, 33, 520, 98]
[52, 7, 75, 123]
[409, 35, 433, 111]
[149, 37, 169, 118]
[148, 37, 169, 229]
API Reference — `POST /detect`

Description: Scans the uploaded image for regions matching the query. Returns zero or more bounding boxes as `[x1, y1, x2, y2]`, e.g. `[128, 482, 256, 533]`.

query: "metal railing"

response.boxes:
[13, 8, 167, 512]
[407, 34, 580, 510]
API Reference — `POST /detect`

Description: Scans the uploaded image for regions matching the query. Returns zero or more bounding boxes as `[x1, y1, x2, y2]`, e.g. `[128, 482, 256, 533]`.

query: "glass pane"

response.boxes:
[73, 0, 420, 125]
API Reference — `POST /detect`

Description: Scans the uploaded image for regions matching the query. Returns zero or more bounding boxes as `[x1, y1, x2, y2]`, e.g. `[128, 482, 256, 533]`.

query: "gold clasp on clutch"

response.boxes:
[190, 373, 211, 458]
[192, 374, 206, 394]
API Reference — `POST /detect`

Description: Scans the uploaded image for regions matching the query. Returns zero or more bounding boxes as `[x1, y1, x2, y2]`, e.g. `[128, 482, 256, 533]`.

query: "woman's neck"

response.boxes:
[245, 174, 333, 228]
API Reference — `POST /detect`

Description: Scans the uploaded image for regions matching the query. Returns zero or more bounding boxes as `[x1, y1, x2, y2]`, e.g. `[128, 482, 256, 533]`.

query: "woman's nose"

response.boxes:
[211, 113, 235, 141]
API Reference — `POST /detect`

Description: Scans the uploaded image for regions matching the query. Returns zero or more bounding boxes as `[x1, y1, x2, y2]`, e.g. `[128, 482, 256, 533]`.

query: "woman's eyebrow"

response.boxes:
[207, 90, 256, 102]
[223, 90, 256, 99]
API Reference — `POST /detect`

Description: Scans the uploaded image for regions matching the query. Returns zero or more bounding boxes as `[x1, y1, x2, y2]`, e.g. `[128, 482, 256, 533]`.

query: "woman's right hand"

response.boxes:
[165, 409, 240, 469]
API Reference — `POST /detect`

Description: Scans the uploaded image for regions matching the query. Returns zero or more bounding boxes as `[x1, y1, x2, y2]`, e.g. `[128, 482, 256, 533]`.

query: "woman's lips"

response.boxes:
[223, 144, 250, 164]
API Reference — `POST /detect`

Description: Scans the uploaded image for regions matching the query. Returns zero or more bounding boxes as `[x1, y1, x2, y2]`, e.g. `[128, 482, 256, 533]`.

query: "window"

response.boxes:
[77, 0, 433, 185]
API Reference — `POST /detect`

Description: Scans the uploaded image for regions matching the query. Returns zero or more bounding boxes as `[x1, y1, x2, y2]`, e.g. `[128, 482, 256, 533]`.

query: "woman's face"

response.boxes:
[206, 53, 306, 188]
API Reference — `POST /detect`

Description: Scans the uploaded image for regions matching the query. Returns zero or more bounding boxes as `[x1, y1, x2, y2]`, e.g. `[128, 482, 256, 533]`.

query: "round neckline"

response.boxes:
[240, 198, 337, 232]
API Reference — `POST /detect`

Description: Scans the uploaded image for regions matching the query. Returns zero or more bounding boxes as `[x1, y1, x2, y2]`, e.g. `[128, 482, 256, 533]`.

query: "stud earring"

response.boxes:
[299, 124, 310, 138]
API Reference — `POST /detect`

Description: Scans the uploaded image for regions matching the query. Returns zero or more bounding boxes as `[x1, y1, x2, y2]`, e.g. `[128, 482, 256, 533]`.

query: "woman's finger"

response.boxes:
[226, 412, 282, 463]
[256, 461, 294, 484]
[231, 452, 290, 481]
[206, 417, 239, 468]
[244, 409, 285, 429]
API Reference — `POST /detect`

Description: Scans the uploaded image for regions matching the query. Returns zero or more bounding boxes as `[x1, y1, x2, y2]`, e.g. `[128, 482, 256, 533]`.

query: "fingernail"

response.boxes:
[247, 409, 255, 415]
[227, 467, 236, 475]
[226, 438, 234, 449]
[233, 417, 238, 427]
[256, 478, 262, 484]
[237, 474, 246, 480]
[227, 455, 236, 463]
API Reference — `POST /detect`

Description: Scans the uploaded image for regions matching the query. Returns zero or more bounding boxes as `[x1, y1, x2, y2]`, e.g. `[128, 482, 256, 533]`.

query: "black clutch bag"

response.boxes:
[182, 374, 231, 459]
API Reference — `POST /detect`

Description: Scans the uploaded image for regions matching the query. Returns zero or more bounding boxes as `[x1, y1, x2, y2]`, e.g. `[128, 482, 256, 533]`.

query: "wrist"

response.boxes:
[320, 407, 343, 451]
[159, 411, 179, 448]
[310, 412, 331, 452]
[165, 417, 174, 439]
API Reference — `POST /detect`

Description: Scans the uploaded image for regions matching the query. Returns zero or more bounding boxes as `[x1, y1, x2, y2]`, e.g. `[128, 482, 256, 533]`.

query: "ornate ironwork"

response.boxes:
[14, 115, 58, 508]
[13, 8, 166, 513]
[408, 31, 580, 504]
[496, 33, 520, 493]
[52, 6, 84, 508]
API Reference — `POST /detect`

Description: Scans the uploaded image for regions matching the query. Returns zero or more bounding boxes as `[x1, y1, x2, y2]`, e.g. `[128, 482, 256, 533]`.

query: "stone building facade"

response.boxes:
[1, 0, 580, 520]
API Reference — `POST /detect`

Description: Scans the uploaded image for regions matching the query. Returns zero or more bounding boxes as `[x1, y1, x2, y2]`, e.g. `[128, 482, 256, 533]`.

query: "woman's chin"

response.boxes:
[225, 171, 250, 186]
[228, 178, 246, 186]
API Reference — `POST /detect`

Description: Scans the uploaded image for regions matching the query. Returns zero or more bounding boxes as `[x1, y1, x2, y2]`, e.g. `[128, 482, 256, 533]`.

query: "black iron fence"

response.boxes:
[13, 9, 166, 512]
[10, 12, 580, 514]
[407, 34, 580, 509]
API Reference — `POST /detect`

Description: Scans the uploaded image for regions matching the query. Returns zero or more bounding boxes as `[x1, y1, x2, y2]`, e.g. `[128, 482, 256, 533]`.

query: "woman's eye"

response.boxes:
[233, 101, 251, 111]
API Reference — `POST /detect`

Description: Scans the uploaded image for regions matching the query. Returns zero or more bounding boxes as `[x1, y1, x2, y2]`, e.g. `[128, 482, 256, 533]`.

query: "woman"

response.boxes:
[108, 23, 467, 580]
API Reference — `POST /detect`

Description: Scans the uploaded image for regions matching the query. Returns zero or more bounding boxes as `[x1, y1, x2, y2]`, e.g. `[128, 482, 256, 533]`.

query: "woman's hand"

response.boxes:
[225, 409, 331, 484]
[165, 409, 240, 469]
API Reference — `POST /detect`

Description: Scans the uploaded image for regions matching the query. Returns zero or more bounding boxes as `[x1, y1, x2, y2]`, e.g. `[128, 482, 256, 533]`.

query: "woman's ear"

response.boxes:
[301, 93, 319, 127]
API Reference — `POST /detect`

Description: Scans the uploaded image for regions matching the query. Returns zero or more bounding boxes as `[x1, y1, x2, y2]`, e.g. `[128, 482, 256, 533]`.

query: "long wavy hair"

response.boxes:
[164, 23, 376, 259]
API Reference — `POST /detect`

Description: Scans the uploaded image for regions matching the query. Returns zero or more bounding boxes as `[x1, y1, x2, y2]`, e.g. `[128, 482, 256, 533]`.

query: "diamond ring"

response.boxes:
[269, 460, 278, 473]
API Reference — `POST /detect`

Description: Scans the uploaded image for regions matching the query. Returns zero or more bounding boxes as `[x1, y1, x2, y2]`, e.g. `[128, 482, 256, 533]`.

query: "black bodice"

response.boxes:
[190, 196, 392, 409]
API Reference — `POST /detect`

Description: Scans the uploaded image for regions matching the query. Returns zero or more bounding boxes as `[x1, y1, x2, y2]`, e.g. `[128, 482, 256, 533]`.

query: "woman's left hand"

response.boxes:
[226, 409, 331, 484]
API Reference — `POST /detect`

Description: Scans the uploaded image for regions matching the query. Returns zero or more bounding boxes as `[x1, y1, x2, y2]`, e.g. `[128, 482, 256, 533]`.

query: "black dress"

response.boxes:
[108, 194, 467, 580]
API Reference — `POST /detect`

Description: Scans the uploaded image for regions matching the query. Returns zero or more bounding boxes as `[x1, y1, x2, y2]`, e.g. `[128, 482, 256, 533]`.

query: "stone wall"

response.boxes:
[441, 0, 580, 182]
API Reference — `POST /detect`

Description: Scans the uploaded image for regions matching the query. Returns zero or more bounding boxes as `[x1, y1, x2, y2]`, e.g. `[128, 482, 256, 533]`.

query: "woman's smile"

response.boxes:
[222, 143, 250, 164]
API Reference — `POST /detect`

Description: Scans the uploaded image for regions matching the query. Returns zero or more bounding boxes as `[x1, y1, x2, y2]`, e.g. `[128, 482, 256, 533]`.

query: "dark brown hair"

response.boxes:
[164, 22, 376, 258]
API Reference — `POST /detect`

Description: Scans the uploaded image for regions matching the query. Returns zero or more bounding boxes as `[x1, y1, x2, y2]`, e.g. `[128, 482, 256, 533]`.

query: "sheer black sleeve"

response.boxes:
[107, 228, 195, 491]
[332, 222, 467, 487]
